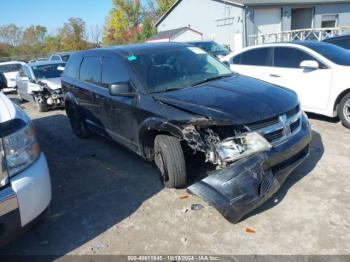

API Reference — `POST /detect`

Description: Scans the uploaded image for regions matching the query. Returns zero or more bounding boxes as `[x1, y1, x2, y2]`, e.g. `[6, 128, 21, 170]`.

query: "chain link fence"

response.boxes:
[0, 53, 49, 63]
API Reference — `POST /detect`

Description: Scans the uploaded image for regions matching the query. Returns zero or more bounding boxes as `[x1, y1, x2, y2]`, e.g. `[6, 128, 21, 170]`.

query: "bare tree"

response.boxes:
[89, 25, 102, 47]
[0, 24, 23, 47]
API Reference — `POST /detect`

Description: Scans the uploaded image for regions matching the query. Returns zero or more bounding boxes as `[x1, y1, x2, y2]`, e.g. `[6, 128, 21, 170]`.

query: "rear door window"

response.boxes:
[64, 53, 82, 79]
[274, 47, 317, 68]
[101, 57, 129, 88]
[239, 48, 272, 66]
[79, 56, 101, 85]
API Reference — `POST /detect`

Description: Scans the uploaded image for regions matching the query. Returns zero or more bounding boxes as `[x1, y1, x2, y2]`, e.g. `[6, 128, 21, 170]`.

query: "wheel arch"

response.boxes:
[334, 88, 350, 111]
[138, 118, 184, 160]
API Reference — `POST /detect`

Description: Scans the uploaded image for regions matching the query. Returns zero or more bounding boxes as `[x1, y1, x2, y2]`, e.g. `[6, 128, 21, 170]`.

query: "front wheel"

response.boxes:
[154, 135, 187, 188]
[34, 96, 48, 112]
[338, 93, 350, 129]
[66, 104, 91, 138]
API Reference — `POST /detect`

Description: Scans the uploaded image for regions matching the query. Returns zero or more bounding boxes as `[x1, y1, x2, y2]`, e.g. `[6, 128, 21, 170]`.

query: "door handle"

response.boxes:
[270, 74, 281, 78]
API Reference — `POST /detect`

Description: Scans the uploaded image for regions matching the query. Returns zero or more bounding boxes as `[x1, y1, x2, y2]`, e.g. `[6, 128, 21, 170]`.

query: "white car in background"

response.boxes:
[16, 61, 65, 112]
[0, 61, 26, 93]
[221, 41, 350, 128]
[0, 78, 51, 247]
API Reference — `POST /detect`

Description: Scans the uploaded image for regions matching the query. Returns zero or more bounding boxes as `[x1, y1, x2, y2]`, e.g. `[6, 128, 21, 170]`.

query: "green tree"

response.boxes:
[103, 0, 143, 45]
[21, 25, 47, 45]
[156, 0, 176, 16]
[43, 36, 62, 54]
[59, 17, 89, 51]
[138, 14, 156, 41]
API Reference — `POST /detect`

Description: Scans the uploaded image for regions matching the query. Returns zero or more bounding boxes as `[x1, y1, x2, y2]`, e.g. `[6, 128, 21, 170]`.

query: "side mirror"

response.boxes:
[109, 82, 135, 97]
[300, 60, 319, 70]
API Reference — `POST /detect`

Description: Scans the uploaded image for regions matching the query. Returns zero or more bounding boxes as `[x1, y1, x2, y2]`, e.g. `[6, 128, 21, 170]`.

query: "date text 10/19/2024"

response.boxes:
[127, 256, 220, 261]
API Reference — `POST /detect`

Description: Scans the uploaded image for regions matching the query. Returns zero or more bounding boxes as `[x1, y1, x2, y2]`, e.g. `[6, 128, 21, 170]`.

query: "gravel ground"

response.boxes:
[1, 96, 349, 256]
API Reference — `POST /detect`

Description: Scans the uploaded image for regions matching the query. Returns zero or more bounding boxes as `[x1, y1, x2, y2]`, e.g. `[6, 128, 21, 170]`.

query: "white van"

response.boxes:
[0, 75, 51, 246]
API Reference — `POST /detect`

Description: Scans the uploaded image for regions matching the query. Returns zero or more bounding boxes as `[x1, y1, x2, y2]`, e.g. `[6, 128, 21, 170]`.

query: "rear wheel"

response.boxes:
[66, 104, 91, 138]
[154, 135, 187, 188]
[338, 93, 350, 129]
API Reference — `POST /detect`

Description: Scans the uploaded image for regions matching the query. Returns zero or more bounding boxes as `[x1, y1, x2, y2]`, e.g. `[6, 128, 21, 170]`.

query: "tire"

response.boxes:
[34, 96, 48, 112]
[338, 93, 350, 129]
[66, 104, 91, 138]
[154, 135, 187, 188]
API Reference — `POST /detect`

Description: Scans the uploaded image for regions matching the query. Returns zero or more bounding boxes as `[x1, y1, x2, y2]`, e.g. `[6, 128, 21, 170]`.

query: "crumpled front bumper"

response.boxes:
[188, 115, 312, 223]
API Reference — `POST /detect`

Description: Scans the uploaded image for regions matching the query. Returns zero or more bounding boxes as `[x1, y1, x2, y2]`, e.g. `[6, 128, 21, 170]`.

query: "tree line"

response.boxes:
[0, 0, 176, 60]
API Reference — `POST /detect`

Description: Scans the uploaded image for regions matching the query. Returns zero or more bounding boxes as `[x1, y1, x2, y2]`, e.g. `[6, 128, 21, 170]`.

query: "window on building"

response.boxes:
[321, 14, 338, 28]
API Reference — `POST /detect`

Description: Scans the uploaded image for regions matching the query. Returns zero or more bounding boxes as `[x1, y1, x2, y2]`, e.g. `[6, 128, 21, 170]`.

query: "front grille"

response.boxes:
[247, 117, 280, 131]
[246, 105, 302, 145]
[264, 129, 284, 142]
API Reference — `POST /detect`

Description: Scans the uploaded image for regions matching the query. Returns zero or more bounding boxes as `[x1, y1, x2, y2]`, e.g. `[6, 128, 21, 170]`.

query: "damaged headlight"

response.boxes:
[2, 123, 41, 177]
[215, 132, 271, 164]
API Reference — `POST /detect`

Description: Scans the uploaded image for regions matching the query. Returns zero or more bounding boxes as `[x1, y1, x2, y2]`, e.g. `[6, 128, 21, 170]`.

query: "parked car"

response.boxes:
[323, 34, 350, 50]
[0, 80, 52, 246]
[222, 41, 350, 128]
[16, 61, 66, 112]
[48, 52, 72, 62]
[0, 71, 7, 90]
[28, 58, 47, 63]
[0, 61, 26, 93]
[187, 41, 230, 58]
[62, 43, 311, 223]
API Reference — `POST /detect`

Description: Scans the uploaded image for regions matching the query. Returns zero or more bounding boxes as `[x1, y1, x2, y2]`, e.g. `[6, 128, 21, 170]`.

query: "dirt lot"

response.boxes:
[1, 96, 350, 256]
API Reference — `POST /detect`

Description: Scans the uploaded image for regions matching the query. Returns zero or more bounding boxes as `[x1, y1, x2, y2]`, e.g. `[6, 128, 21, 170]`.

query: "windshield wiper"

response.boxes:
[151, 86, 188, 94]
[191, 74, 233, 87]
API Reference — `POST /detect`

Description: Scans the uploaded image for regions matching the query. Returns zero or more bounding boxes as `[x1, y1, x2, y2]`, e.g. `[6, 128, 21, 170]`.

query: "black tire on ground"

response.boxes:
[66, 104, 91, 138]
[154, 135, 187, 188]
[34, 96, 48, 112]
[338, 93, 350, 129]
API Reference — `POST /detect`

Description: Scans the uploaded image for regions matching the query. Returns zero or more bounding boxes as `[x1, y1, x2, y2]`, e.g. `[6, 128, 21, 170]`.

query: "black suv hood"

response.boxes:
[153, 75, 298, 125]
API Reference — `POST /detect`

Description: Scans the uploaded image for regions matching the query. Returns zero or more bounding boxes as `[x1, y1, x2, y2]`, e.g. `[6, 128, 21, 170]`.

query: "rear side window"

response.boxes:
[64, 53, 82, 79]
[101, 57, 129, 88]
[79, 56, 101, 85]
[274, 47, 315, 68]
[239, 48, 272, 66]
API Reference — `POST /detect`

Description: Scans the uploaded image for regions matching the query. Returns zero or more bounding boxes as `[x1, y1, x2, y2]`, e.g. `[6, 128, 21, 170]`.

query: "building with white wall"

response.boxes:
[156, 0, 350, 52]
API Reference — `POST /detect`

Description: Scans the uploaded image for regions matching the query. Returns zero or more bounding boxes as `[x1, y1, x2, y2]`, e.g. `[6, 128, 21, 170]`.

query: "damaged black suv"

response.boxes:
[62, 43, 312, 222]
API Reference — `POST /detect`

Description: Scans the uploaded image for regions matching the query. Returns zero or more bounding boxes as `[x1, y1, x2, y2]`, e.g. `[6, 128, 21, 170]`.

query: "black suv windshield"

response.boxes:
[128, 46, 232, 93]
[0, 63, 22, 73]
[31, 63, 65, 79]
[302, 42, 350, 66]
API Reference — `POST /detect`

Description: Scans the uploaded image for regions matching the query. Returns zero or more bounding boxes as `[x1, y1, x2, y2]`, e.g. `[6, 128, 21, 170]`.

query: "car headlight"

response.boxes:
[2, 123, 41, 177]
[215, 132, 271, 163]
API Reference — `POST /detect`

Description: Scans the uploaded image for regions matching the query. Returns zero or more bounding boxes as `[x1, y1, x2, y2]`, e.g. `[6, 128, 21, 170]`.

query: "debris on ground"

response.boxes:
[245, 227, 256, 234]
[181, 237, 188, 244]
[179, 194, 190, 200]
[191, 204, 204, 211]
